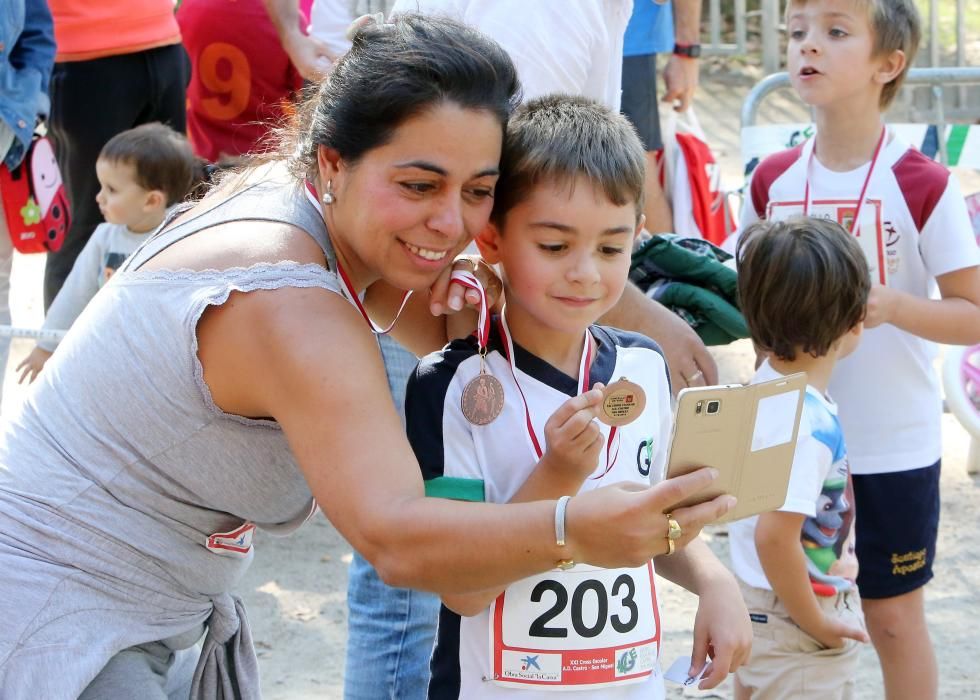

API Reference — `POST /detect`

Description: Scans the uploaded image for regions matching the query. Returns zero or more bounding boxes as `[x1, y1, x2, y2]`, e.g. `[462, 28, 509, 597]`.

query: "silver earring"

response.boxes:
[322, 180, 336, 206]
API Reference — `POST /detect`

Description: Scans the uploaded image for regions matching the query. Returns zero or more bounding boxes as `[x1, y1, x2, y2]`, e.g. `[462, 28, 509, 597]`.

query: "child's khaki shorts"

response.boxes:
[735, 581, 864, 700]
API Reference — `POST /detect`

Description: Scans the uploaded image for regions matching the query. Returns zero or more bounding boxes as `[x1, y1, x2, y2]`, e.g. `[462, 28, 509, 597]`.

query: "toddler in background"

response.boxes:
[17, 123, 195, 383]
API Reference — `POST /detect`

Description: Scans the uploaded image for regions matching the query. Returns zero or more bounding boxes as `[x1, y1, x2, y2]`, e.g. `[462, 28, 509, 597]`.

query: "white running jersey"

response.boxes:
[740, 134, 980, 474]
[407, 323, 672, 699]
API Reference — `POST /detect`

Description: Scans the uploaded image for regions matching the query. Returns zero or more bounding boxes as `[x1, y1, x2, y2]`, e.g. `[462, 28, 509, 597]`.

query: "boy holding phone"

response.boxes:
[406, 95, 752, 699]
[730, 216, 871, 700]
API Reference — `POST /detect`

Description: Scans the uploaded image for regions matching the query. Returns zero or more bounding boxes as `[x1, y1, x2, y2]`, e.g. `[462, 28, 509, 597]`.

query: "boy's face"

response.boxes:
[786, 0, 885, 109]
[480, 176, 640, 337]
[94, 158, 162, 229]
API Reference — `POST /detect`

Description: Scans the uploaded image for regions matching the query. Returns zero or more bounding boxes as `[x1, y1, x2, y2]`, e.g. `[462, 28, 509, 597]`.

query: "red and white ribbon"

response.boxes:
[304, 180, 412, 334]
[497, 309, 618, 475]
[803, 125, 886, 238]
[449, 269, 491, 350]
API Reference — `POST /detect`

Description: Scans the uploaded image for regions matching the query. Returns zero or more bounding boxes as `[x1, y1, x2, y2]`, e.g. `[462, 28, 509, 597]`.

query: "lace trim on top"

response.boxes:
[117, 260, 339, 287]
[112, 261, 346, 428]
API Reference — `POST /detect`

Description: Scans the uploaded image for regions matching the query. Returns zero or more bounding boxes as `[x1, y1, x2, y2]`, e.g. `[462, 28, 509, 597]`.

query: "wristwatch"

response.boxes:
[673, 43, 702, 59]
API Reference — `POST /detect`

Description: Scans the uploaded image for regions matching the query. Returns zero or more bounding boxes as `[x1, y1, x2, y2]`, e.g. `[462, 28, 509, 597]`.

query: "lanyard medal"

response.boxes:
[452, 268, 506, 426]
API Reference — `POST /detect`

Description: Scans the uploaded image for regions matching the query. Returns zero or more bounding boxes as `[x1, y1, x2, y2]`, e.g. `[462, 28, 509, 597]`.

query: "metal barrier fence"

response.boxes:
[741, 66, 980, 128]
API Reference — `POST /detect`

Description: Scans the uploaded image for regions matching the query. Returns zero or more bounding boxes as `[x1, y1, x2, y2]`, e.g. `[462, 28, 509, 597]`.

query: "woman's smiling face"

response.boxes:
[321, 102, 503, 292]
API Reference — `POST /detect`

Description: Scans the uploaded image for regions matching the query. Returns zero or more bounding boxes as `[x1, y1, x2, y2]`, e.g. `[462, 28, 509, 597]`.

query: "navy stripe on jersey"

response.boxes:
[593, 325, 671, 395]
[429, 606, 463, 699]
[406, 335, 481, 484]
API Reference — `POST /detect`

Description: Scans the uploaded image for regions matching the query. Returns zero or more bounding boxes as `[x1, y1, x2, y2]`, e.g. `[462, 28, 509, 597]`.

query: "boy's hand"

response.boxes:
[539, 387, 606, 481]
[687, 567, 753, 689]
[864, 284, 898, 328]
[810, 613, 870, 650]
[16, 347, 52, 384]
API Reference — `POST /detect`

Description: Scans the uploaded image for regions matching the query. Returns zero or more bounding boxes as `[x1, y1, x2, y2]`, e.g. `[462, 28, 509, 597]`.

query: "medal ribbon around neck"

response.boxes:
[803, 125, 886, 237]
[454, 269, 505, 425]
[449, 269, 491, 350]
[497, 310, 619, 477]
[304, 180, 412, 334]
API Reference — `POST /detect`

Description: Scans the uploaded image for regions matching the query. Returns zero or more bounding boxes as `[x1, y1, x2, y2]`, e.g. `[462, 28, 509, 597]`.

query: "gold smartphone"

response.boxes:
[664, 372, 807, 524]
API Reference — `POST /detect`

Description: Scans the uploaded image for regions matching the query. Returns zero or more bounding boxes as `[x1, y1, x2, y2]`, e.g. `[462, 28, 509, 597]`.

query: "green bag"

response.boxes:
[630, 234, 749, 346]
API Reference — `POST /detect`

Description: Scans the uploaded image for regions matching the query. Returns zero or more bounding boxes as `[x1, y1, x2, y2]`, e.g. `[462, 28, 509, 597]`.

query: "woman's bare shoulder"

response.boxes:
[141, 163, 327, 273]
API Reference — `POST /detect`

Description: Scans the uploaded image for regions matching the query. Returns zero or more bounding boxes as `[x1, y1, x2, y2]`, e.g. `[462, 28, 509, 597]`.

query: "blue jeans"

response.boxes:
[343, 335, 440, 700]
[344, 550, 440, 700]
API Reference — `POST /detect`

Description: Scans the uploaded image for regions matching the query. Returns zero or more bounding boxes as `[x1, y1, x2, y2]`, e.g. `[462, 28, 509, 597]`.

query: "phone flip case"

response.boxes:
[665, 372, 807, 524]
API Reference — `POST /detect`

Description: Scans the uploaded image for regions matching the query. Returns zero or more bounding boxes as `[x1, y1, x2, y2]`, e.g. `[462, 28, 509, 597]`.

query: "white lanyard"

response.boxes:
[304, 180, 412, 334]
[802, 125, 886, 237]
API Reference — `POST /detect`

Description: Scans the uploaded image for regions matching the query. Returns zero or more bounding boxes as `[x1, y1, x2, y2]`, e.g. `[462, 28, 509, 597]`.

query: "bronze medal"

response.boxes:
[598, 377, 646, 427]
[461, 372, 505, 426]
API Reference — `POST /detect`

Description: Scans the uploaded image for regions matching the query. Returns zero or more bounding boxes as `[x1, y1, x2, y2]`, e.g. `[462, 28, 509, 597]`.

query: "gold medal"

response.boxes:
[598, 377, 646, 427]
[461, 371, 505, 426]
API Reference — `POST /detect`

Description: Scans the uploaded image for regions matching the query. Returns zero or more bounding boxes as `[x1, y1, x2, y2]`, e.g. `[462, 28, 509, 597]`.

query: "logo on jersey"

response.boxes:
[636, 437, 655, 477]
[520, 655, 540, 671]
[884, 220, 901, 274]
[616, 648, 638, 675]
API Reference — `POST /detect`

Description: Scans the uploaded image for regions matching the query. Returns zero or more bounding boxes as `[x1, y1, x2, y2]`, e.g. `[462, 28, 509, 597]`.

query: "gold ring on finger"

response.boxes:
[666, 513, 682, 540]
[454, 255, 479, 275]
[665, 537, 676, 555]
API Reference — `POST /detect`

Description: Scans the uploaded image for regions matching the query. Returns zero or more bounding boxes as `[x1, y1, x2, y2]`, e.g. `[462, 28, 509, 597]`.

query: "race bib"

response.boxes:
[490, 562, 660, 690]
[768, 199, 887, 285]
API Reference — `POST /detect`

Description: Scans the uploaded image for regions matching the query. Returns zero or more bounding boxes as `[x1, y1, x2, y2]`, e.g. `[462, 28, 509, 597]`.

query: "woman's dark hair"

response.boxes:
[284, 14, 521, 180]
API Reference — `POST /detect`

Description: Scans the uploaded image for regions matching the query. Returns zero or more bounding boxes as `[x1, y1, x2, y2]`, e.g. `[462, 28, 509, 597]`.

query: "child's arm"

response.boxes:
[16, 228, 109, 382]
[865, 265, 980, 345]
[756, 510, 869, 648]
[37, 228, 108, 351]
[261, 0, 335, 80]
[15, 346, 52, 384]
[655, 538, 752, 690]
[441, 388, 606, 616]
[506, 388, 606, 501]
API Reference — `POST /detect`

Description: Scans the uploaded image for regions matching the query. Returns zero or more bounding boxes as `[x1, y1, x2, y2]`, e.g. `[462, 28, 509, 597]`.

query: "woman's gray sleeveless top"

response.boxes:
[0, 172, 343, 698]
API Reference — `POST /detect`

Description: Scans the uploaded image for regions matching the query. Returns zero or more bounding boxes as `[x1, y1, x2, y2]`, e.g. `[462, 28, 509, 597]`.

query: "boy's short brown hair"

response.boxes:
[99, 123, 197, 205]
[788, 0, 920, 109]
[491, 95, 645, 225]
[737, 216, 870, 361]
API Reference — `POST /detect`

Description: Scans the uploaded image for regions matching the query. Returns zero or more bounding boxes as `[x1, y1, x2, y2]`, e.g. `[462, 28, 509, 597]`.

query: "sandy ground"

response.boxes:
[3, 66, 979, 699]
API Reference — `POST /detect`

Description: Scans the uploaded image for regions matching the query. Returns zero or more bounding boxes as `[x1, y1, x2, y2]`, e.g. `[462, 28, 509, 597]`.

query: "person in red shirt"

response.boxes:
[177, 0, 312, 163]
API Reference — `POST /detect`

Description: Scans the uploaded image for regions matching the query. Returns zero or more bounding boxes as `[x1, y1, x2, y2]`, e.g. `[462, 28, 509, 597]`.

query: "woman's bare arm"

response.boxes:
[193, 228, 735, 594]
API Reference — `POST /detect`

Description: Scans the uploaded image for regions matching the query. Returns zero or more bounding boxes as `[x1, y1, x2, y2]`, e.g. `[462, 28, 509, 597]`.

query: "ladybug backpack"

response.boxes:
[1, 133, 70, 253]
